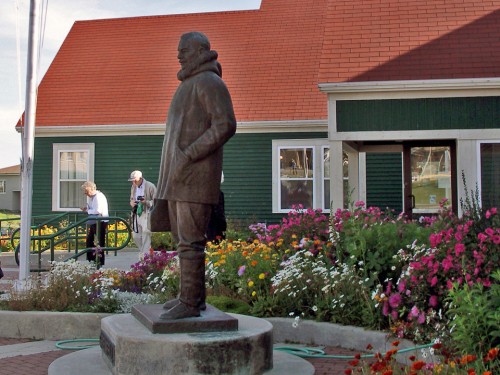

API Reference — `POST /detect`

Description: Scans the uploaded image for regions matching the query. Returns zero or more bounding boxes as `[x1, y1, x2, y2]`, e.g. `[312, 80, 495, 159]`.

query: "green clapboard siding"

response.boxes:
[337, 96, 500, 132]
[32, 132, 327, 226]
[32, 136, 164, 217]
[222, 132, 327, 226]
[365, 153, 402, 211]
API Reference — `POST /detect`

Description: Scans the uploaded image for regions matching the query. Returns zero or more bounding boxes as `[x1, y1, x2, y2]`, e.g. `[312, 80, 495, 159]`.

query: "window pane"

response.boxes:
[0, 181, 5, 194]
[481, 143, 500, 208]
[60, 181, 86, 208]
[281, 180, 313, 209]
[59, 151, 88, 208]
[323, 148, 330, 178]
[411, 146, 451, 211]
[280, 148, 313, 178]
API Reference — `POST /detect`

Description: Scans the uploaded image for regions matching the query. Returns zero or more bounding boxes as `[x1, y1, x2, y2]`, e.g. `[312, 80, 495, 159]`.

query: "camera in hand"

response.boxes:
[136, 196, 145, 203]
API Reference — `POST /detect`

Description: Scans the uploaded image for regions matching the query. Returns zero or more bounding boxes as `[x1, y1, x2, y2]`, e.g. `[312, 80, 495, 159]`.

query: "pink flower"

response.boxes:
[389, 293, 401, 308]
[454, 243, 466, 257]
[418, 313, 426, 324]
[430, 276, 438, 287]
[397, 280, 407, 293]
[441, 256, 454, 273]
[429, 295, 438, 307]
[485, 227, 495, 236]
[410, 306, 419, 318]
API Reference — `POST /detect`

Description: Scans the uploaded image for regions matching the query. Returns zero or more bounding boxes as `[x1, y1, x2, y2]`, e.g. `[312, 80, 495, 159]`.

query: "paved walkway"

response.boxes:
[0, 250, 362, 374]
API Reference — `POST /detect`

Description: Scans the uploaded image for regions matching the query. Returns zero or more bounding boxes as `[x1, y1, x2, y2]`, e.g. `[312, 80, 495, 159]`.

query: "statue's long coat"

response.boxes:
[156, 60, 236, 205]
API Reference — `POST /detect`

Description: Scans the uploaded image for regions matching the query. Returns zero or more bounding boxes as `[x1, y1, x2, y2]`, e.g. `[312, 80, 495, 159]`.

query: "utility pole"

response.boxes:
[19, 0, 41, 282]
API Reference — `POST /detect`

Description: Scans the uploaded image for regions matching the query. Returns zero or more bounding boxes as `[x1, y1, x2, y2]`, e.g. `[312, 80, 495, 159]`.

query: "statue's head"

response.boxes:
[177, 32, 218, 80]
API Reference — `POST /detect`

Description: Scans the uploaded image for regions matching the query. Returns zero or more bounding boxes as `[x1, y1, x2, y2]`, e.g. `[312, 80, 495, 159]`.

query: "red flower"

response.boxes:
[366, 344, 373, 350]
[344, 369, 352, 375]
[348, 359, 359, 367]
[391, 340, 400, 347]
[411, 361, 425, 370]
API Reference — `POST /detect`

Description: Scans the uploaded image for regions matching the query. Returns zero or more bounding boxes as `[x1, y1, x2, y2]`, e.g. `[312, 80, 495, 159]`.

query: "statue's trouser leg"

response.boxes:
[160, 201, 211, 319]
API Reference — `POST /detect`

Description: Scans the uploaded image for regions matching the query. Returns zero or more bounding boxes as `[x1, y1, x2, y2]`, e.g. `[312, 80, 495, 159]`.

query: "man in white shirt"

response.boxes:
[81, 181, 109, 267]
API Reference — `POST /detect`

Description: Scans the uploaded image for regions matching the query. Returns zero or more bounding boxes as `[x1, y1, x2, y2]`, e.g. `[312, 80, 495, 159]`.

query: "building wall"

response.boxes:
[33, 131, 327, 225]
[0, 174, 21, 211]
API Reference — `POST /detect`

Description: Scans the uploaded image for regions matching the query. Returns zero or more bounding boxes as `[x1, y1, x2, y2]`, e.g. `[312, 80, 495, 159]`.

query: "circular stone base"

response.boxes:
[49, 346, 314, 375]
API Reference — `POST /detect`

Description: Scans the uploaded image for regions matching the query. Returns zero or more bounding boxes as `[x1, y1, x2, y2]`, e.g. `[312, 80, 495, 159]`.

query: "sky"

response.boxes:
[0, 0, 261, 169]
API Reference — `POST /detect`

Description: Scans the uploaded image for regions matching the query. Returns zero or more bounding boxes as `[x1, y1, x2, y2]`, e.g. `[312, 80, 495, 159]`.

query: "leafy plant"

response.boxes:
[446, 270, 500, 364]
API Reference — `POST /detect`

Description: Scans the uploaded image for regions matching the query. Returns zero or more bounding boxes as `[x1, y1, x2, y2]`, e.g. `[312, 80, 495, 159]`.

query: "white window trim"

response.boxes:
[52, 143, 95, 211]
[476, 140, 500, 208]
[0, 180, 5, 194]
[272, 139, 329, 213]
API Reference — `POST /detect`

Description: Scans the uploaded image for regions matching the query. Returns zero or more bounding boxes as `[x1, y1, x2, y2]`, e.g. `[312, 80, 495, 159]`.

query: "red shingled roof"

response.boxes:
[32, 0, 500, 127]
[0, 165, 21, 174]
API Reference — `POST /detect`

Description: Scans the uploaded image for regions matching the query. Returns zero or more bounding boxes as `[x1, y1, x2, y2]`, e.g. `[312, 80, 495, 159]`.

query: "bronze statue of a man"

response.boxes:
[152, 31, 236, 319]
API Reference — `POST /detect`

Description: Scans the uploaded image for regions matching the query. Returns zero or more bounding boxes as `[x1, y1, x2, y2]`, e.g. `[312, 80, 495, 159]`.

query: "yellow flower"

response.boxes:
[291, 234, 297, 239]
[248, 280, 254, 287]
[251, 291, 257, 297]
[258, 273, 265, 280]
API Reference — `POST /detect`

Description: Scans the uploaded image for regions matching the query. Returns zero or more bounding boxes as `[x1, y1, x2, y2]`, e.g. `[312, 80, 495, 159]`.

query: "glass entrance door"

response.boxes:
[403, 142, 457, 217]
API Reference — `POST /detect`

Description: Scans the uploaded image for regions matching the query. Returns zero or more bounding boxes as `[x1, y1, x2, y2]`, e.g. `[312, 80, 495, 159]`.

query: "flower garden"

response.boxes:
[1, 197, 498, 374]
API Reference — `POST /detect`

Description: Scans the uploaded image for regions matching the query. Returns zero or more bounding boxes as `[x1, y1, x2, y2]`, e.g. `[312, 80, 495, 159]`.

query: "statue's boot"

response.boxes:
[162, 288, 206, 311]
[160, 256, 205, 320]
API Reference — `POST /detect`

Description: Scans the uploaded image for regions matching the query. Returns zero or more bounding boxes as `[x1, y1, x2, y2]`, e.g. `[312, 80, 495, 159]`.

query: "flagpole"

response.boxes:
[19, 0, 41, 282]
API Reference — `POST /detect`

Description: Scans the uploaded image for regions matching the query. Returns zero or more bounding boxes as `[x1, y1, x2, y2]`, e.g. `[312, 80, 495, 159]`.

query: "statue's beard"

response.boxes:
[177, 50, 218, 81]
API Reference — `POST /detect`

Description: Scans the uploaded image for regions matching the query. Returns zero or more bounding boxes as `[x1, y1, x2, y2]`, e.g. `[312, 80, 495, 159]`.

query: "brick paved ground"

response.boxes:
[0, 338, 361, 375]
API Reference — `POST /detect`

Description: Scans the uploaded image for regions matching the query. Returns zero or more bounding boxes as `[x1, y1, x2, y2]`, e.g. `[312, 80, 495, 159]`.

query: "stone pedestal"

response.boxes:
[102, 308, 273, 375]
[48, 305, 315, 375]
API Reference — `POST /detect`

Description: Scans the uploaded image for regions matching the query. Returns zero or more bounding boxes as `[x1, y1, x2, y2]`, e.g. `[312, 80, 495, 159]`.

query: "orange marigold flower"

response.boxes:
[483, 372, 492, 375]
[460, 354, 477, 365]
[251, 260, 258, 266]
[467, 369, 475, 375]
[484, 348, 499, 362]
[411, 360, 425, 370]
[391, 340, 400, 347]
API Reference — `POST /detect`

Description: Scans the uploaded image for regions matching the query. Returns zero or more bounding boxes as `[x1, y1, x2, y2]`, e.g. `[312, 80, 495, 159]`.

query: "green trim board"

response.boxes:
[336, 96, 500, 132]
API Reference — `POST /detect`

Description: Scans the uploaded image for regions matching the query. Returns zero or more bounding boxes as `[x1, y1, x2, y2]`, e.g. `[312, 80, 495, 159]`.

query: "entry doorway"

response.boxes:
[403, 141, 457, 217]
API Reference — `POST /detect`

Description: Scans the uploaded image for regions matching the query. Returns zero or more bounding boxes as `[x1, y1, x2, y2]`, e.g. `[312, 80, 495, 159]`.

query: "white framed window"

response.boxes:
[0, 180, 5, 194]
[272, 139, 330, 213]
[477, 140, 500, 209]
[52, 143, 95, 211]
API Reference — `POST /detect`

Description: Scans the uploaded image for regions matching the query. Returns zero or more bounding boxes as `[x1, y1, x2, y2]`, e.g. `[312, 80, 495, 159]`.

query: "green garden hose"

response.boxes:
[56, 338, 435, 361]
[274, 342, 435, 359]
[55, 338, 99, 350]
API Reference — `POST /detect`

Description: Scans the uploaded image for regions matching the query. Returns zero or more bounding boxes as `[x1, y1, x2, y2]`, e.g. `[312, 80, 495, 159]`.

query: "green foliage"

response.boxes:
[446, 270, 500, 362]
[151, 232, 175, 250]
[331, 204, 431, 289]
[206, 295, 251, 315]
